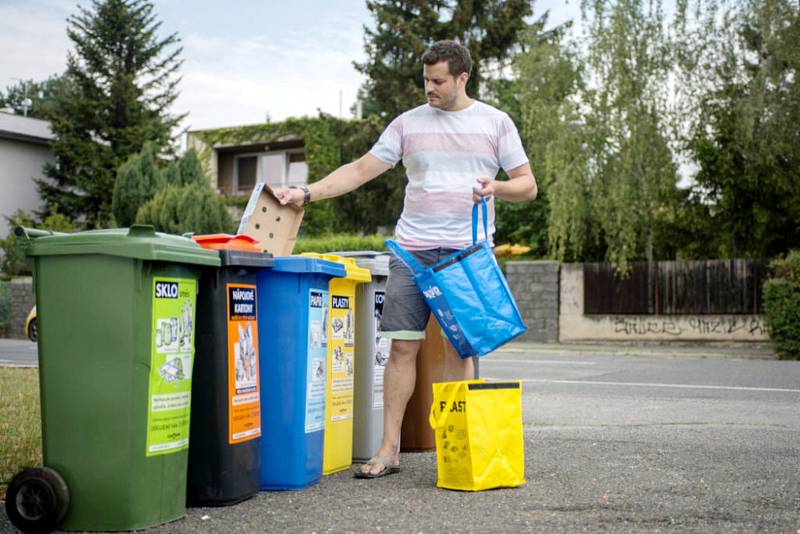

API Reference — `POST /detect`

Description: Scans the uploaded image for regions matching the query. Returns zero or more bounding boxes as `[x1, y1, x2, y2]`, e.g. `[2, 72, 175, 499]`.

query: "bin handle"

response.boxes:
[14, 227, 68, 271]
[127, 224, 157, 238]
[14, 226, 62, 244]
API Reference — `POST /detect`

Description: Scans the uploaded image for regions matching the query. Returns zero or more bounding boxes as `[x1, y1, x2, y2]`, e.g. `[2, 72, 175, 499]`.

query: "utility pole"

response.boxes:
[10, 78, 33, 117]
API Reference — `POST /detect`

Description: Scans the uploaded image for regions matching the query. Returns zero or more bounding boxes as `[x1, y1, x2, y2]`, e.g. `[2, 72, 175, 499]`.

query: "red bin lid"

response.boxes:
[192, 234, 262, 252]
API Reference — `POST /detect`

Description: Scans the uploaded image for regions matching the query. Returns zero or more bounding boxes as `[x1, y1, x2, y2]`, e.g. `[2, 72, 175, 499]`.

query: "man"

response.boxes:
[276, 40, 537, 478]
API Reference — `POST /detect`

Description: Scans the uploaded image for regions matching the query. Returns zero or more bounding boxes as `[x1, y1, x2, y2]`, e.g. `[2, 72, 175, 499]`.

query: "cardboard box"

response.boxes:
[237, 183, 304, 256]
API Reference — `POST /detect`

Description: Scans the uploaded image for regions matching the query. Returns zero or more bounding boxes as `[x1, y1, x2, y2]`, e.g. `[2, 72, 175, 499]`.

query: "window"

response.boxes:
[261, 153, 286, 189]
[287, 152, 308, 186]
[234, 149, 308, 193]
[235, 155, 257, 192]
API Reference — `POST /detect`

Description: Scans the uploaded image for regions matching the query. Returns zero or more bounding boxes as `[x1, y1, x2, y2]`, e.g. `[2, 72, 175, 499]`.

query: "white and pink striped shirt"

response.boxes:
[370, 100, 529, 250]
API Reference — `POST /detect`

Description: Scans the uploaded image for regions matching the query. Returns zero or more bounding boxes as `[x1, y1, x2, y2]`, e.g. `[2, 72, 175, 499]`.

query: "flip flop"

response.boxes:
[352, 455, 401, 479]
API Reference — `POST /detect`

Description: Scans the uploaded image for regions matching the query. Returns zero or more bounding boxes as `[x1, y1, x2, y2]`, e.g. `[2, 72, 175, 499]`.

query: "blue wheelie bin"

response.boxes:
[256, 256, 345, 490]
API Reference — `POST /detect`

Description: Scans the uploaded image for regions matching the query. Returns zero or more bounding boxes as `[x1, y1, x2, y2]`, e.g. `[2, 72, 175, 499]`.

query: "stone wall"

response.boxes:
[6, 277, 34, 339]
[505, 261, 559, 343]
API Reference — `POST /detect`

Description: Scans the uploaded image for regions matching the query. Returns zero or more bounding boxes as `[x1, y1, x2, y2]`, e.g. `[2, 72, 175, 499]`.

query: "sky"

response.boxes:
[0, 0, 581, 135]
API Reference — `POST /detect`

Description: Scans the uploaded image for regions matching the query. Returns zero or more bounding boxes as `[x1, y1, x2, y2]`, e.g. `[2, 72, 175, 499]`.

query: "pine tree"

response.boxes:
[162, 148, 207, 187]
[38, 0, 185, 228]
[355, 0, 533, 121]
[111, 144, 165, 227]
[135, 183, 235, 235]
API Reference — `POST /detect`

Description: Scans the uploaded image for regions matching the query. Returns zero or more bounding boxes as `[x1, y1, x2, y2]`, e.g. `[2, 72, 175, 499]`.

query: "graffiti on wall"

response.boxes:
[613, 316, 768, 338]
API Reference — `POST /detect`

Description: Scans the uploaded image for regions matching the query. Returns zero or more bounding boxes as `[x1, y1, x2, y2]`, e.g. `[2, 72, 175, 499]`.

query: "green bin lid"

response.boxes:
[16, 225, 221, 267]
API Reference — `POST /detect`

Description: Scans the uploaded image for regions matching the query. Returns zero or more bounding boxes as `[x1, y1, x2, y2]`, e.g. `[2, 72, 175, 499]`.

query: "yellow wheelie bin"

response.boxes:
[302, 253, 371, 474]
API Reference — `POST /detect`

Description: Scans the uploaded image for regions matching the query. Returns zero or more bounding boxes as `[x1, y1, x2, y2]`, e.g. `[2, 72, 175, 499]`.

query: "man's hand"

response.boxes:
[473, 165, 537, 203]
[473, 177, 495, 203]
[274, 187, 305, 207]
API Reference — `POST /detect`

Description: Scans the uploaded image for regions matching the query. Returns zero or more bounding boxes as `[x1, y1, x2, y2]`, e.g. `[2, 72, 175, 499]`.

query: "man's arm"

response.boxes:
[472, 163, 537, 203]
[275, 153, 392, 207]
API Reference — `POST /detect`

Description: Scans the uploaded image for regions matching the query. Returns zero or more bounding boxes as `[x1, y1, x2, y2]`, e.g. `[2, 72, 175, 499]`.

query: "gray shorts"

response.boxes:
[379, 247, 458, 340]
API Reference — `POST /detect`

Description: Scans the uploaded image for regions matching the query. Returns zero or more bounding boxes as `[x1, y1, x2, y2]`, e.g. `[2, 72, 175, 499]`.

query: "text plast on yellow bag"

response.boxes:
[440, 400, 466, 413]
[429, 379, 525, 492]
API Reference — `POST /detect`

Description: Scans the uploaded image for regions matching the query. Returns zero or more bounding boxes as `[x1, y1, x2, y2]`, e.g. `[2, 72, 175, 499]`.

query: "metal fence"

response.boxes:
[584, 259, 769, 315]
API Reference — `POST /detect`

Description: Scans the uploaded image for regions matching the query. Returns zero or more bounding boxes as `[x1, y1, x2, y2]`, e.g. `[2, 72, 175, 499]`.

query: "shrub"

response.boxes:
[163, 148, 207, 187]
[293, 233, 389, 255]
[0, 211, 35, 275]
[135, 183, 236, 235]
[0, 208, 75, 276]
[112, 144, 165, 227]
[224, 195, 251, 209]
[763, 250, 800, 360]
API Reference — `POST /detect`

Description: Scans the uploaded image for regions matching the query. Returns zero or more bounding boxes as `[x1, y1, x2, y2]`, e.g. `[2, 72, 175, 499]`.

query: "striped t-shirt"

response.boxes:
[370, 100, 529, 250]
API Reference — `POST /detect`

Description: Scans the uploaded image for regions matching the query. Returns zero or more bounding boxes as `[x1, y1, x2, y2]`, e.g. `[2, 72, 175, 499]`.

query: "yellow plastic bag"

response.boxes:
[428, 379, 525, 491]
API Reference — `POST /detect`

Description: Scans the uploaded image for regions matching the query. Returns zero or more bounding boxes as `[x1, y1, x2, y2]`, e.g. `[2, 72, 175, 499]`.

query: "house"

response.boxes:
[186, 115, 386, 235]
[0, 111, 53, 238]
[187, 126, 309, 198]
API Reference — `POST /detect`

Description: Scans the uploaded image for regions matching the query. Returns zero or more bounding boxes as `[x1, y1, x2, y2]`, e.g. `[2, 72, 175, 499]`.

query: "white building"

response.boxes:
[0, 111, 53, 239]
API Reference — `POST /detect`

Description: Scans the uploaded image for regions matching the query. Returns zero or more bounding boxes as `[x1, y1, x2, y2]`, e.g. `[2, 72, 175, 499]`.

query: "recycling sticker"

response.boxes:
[146, 277, 196, 456]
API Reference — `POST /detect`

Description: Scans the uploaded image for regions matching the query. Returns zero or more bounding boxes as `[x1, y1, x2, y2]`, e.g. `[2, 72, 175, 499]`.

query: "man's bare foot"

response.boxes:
[360, 447, 400, 476]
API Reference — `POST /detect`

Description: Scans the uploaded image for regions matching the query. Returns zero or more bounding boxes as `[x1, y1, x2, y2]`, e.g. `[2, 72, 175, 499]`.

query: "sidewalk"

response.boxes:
[495, 340, 777, 360]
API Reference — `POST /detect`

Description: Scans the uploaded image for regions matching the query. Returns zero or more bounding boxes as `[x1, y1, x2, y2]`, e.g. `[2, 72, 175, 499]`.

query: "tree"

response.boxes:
[38, 0, 185, 228]
[326, 116, 404, 234]
[0, 75, 69, 120]
[135, 183, 235, 235]
[112, 144, 165, 227]
[356, 0, 533, 121]
[500, 15, 579, 254]
[536, 0, 678, 272]
[682, 0, 800, 258]
[162, 148, 206, 187]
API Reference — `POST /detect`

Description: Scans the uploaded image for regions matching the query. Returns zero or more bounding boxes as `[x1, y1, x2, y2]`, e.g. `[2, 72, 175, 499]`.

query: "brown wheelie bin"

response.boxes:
[400, 314, 479, 451]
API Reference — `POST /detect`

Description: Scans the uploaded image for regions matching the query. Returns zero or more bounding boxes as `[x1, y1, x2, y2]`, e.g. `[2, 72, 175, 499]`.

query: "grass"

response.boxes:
[0, 367, 42, 499]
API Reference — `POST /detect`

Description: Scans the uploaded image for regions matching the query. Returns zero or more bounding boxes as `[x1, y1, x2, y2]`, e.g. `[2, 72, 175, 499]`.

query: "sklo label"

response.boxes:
[155, 282, 179, 299]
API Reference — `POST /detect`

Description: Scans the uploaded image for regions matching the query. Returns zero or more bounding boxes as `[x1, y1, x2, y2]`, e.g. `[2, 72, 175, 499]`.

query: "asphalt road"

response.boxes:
[1, 341, 798, 532]
[0, 338, 37, 368]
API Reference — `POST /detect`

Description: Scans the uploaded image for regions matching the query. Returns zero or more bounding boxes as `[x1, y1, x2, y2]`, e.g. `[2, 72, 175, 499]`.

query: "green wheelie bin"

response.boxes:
[5, 226, 219, 533]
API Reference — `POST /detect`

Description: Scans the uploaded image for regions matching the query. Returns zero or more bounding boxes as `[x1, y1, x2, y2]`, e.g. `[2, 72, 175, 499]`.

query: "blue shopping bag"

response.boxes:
[385, 198, 527, 357]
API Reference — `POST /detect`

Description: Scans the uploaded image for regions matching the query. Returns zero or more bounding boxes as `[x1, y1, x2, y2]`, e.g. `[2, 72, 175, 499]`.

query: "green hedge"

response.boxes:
[763, 250, 800, 360]
[293, 234, 388, 255]
[136, 183, 236, 235]
[224, 195, 251, 209]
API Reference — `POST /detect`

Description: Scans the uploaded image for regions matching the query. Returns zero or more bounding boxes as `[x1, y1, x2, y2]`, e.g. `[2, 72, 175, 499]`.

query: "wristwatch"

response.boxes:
[288, 185, 311, 206]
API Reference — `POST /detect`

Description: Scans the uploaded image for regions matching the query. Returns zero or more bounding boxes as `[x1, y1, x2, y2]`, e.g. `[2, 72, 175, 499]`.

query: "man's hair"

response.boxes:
[421, 40, 472, 77]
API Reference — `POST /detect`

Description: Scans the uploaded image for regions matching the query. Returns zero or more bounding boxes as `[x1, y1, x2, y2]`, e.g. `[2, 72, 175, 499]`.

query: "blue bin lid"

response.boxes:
[270, 256, 346, 277]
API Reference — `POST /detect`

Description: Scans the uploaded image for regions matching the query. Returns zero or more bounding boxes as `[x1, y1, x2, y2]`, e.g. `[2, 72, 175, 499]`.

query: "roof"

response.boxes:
[0, 111, 54, 145]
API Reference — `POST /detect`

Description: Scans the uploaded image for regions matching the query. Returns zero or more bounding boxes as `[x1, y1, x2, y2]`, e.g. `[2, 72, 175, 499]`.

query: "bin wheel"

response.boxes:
[5, 467, 69, 534]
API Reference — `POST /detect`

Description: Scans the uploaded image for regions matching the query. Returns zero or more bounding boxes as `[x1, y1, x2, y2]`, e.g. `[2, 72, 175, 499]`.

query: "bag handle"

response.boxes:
[471, 196, 489, 245]
[428, 382, 467, 430]
[385, 239, 425, 275]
